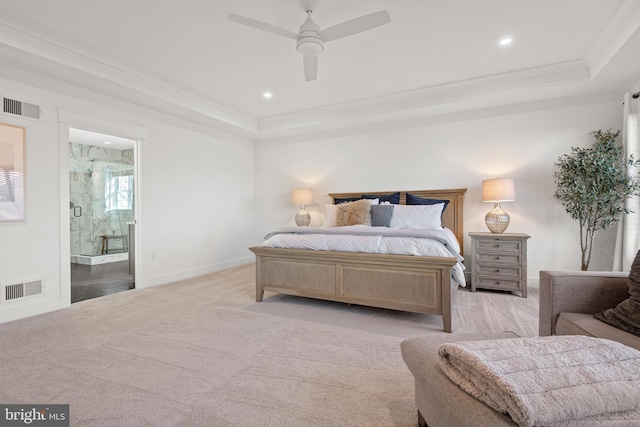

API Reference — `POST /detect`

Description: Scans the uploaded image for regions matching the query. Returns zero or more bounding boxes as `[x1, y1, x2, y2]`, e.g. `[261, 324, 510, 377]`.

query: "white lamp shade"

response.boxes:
[292, 188, 313, 206]
[482, 178, 515, 202]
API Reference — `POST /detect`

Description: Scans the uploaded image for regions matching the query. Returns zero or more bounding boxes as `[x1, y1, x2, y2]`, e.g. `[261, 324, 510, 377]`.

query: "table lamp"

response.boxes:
[482, 178, 515, 233]
[292, 188, 312, 226]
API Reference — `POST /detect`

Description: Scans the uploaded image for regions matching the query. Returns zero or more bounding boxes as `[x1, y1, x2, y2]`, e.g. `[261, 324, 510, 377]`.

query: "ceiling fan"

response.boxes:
[228, 0, 390, 82]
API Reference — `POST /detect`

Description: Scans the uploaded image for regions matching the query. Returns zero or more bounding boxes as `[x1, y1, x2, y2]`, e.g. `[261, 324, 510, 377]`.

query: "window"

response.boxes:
[105, 168, 133, 211]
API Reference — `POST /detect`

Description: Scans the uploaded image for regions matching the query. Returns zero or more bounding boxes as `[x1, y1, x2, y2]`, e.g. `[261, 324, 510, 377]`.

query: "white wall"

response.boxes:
[0, 67, 629, 325]
[254, 95, 625, 282]
[0, 75, 255, 323]
[139, 123, 255, 286]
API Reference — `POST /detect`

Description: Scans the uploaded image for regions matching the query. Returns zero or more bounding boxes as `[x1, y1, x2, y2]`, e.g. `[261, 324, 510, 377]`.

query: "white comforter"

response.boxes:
[262, 225, 466, 286]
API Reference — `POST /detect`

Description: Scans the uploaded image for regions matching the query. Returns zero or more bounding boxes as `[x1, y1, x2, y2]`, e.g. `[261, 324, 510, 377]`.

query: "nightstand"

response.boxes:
[469, 232, 531, 298]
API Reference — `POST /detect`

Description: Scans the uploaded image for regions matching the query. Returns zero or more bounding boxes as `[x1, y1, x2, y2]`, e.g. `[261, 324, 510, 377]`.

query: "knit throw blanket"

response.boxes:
[438, 336, 640, 427]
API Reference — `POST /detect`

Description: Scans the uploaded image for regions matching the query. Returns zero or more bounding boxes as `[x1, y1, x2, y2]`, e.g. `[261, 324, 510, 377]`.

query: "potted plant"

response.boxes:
[554, 129, 640, 270]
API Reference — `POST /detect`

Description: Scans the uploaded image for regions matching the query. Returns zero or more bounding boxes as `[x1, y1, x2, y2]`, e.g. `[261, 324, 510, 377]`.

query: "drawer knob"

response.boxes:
[496, 269, 500, 273]
[496, 256, 500, 260]
[496, 244, 501, 247]
[496, 281, 501, 285]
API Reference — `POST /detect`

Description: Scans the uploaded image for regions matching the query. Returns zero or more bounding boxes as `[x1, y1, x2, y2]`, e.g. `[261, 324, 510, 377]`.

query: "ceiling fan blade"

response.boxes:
[228, 14, 298, 40]
[303, 56, 318, 82]
[320, 10, 390, 42]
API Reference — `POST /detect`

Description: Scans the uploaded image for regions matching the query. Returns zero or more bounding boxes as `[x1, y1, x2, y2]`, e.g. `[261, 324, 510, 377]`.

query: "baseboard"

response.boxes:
[143, 256, 254, 288]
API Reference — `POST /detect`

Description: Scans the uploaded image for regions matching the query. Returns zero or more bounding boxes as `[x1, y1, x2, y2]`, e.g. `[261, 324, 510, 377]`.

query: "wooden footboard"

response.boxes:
[249, 246, 459, 332]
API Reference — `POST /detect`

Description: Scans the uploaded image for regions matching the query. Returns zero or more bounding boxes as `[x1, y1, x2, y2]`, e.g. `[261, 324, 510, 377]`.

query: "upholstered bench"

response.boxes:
[401, 332, 518, 427]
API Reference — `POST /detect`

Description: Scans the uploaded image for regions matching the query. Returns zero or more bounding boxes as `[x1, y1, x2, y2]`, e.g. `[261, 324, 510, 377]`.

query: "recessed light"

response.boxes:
[499, 37, 513, 46]
[262, 91, 273, 100]
[103, 141, 112, 145]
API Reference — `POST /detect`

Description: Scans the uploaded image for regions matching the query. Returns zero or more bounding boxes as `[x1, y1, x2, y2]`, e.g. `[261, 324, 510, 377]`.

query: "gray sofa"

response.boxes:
[401, 270, 639, 427]
[539, 270, 640, 350]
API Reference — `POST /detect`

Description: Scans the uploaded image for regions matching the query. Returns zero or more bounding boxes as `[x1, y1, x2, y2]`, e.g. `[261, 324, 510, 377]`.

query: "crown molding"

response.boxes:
[256, 60, 590, 136]
[0, 4, 634, 142]
[0, 15, 258, 133]
[256, 91, 623, 146]
[584, 0, 640, 79]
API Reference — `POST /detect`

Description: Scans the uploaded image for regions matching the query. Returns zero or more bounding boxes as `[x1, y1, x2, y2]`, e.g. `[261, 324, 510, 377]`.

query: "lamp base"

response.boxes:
[485, 203, 510, 233]
[295, 208, 311, 226]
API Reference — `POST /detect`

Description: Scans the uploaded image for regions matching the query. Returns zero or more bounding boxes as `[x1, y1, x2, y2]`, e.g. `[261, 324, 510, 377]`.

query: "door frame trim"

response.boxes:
[59, 109, 149, 303]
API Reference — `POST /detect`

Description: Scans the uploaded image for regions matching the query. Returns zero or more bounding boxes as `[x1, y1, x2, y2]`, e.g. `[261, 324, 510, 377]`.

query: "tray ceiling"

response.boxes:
[0, 0, 638, 141]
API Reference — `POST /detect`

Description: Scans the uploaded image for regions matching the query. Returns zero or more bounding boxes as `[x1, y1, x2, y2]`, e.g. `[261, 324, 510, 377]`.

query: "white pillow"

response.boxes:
[390, 203, 445, 230]
[323, 198, 378, 227]
[323, 204, 337, 227]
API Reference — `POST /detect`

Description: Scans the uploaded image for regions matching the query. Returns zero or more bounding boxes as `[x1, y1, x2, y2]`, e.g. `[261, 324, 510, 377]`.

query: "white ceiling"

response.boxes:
[69, 128, 135, 151]
[0, 0, 639, 142]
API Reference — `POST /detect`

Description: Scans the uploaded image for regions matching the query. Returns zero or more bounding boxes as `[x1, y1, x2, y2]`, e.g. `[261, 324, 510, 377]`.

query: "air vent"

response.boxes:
[3, 280, 43, 302]
[2, 97, 41, 120]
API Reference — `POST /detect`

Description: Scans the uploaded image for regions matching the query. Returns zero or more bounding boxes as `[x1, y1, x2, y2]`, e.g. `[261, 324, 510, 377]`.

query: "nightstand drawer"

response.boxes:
[477, 240, 521, 252]
[477, 278, 522, 291]
[477, 265, 521, 278]
[477, 253, 521, 265]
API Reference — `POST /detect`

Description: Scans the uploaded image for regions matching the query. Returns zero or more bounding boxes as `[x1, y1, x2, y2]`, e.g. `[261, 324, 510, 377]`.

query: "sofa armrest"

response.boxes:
[539, 270, 629, 336]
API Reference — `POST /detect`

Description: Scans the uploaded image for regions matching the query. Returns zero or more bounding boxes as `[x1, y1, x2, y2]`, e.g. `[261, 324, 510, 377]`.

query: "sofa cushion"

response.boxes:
[557, 312, 640, 351]
[595, 249, 640, 337]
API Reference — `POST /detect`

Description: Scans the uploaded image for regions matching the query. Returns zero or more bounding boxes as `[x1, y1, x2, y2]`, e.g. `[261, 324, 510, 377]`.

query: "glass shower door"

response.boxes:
[69, 147, 134, 257]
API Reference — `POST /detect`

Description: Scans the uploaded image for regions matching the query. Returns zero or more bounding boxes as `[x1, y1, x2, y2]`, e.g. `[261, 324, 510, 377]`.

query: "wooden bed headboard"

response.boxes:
[328, 189, 467, 255]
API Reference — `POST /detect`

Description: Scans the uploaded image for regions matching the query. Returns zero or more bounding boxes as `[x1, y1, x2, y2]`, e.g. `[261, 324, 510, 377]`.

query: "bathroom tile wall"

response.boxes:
[69, 143, 134, 256]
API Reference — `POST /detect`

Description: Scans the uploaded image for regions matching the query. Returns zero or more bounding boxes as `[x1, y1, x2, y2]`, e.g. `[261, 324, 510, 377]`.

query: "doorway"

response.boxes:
[58, 109, 148, 305]
[68, 128, 136, 302]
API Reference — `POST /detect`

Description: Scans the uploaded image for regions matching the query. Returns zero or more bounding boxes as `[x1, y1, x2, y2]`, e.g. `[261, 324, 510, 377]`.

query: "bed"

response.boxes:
[249, 188, 467, 332]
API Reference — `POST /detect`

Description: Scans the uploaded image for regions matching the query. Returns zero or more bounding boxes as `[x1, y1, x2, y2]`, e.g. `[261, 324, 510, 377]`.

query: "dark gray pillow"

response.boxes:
[406, 192, 450, 214]
[333, 196, 362, 205]
[363, 192, 400, 204]
[595, 249, 640, 337]
[371, 204, 394, 227]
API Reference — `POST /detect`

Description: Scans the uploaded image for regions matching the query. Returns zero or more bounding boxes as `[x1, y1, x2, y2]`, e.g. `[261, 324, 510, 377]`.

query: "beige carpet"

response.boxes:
[0, 264, 538, 426]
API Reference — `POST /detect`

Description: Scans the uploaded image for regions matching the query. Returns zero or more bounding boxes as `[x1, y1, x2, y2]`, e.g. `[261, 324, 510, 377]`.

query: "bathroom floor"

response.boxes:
[71, 261, 134, 303]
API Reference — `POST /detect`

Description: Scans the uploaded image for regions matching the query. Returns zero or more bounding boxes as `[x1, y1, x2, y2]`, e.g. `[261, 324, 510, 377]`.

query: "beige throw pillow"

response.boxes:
[335, 199, 372, 226]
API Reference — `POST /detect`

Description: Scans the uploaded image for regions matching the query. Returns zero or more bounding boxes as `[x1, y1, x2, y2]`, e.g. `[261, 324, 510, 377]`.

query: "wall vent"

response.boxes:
[3, 280, 43, 303]
[2, 97, 42, 120]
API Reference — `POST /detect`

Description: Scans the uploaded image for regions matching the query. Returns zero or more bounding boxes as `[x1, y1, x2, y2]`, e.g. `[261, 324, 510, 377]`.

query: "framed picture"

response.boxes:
[0, 123, 26, 221]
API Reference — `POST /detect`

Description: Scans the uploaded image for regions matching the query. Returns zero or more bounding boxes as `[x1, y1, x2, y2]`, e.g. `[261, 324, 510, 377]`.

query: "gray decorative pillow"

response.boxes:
[371, 204, 394, 227]
[335, 199, 372, 227]
[594, 249, 640, 337]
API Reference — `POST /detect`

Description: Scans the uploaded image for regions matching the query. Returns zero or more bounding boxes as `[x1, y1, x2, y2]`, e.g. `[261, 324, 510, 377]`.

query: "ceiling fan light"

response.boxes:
[297, 37, 324, 56]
